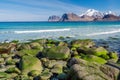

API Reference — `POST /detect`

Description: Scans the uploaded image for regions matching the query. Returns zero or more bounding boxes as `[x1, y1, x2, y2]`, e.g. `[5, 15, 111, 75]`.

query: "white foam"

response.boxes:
[14, 28, 70, 34]
[86, 29, 120, 36]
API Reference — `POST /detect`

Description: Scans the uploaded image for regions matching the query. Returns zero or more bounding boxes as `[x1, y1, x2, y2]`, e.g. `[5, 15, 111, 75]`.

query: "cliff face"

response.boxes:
[59, 13, 81, 21]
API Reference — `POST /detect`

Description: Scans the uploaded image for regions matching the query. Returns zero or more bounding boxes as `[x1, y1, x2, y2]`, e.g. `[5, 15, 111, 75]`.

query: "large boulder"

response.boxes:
[19, 55, 43, 75]
[42, 46, 70, 60]
[67, 58, 120, 80]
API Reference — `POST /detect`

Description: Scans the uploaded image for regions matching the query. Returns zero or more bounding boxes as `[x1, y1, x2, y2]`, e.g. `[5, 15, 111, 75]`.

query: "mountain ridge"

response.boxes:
[48, 9, 120, 21]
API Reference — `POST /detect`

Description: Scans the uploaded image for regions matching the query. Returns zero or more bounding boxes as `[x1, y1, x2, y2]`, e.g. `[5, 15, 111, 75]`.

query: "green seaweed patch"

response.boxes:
[82, 55, 107, 64]
[19, 49, 40, 57]
[94, 47, 108, 56]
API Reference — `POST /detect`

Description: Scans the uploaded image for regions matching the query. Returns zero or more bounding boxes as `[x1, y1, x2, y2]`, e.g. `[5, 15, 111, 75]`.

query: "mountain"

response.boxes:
[80, 9, 104, 18]
[48, 9, 120, 22]
[48, 15, 60, 22]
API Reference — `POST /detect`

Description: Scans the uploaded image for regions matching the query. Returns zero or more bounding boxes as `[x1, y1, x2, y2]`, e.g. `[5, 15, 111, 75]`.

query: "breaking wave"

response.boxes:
[14, 28, 70, 34]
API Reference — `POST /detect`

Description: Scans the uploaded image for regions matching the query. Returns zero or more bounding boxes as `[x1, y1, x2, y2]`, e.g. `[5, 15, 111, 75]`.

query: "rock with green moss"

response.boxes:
[17, 43, 31, 50]
[28, 70, 40, 77]
[0, 72, 18, 79]
[19, 49, 40, 57]
[39, 68, 52, 80]
[109, 52, 118, 62]
[71, 39, 95, 48]
[58, 41, 68, 47]
[1, 54, 9, 58]
[42, 59, 67, 68]
[30, 42, 43, 51]
[94, 47, 108, 56]
[51, 64, 63, 74]
[82, 55, 107, 64]
[14, 75, 32, 80]
[19, 55, 43, 74]
[6, 60, 16, 65]
[0, 58, 4, 63]
[43, 46, 70, 60]
[5, 67, 21, 74]
[68, 58, 120, 80]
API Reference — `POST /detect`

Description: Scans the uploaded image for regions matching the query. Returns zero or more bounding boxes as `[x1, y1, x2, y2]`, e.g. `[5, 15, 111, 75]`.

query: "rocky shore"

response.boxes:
[0, 38, 120, 80]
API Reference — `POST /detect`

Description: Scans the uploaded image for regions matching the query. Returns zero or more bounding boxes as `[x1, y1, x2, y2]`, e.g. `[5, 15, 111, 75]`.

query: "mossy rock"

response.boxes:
[0, 72, 18, 79]
[39, 68, 52, 80]
[68, 60, 119, 80]
[19, 49, 40, 57]
[28, 70, 41, 77]
[5, 67, 21, 74]
[1, 54, 9, 58]
[71, 39, 95, 48]
[6, 59, 16, 65]
[46, 43, 56, 48]
[109, 52, 118, 62]
[17, 43, 31, 50]
[30, 42, 43, 51]
[0, 58, 4, 63]
[43, 59, 67, 68]
[82, 55, 107, 64]
[58, 41, 68, 47]
[0, 72, 11, 78]
[51, 64, 63, 74]
[14, 75, 32, 80]
[43, 46, 70, 60]
[19, 55, 43, 74]
[94, 47, 108, 56]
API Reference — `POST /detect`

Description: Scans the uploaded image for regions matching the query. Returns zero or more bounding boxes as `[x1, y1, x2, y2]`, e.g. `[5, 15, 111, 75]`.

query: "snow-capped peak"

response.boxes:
[80, 9, 104, 18]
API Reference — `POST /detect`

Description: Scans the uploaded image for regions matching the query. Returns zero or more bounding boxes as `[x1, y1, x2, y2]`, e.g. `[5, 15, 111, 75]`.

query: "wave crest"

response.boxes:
[14, 28, 70, 34]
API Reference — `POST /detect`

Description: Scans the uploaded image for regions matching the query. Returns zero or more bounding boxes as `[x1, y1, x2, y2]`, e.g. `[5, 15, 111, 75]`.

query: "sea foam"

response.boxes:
[14, 28, 70, 34]
[86, 29, 120, 36]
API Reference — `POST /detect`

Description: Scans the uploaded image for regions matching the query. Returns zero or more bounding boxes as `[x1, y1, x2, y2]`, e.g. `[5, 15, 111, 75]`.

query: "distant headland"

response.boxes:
[48, 9, 120, 22]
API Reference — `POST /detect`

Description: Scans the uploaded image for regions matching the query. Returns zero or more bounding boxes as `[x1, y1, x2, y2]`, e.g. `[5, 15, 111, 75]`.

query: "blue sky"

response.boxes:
[0, 0, 120, 21]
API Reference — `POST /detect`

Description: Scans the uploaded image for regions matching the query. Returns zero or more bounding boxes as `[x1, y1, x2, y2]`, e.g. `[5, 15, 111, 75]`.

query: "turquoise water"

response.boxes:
[0, 21, 120, 42]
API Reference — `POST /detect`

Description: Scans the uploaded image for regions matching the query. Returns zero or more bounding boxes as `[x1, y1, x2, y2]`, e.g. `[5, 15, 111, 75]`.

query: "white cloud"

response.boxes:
[0, 0, 88, 21]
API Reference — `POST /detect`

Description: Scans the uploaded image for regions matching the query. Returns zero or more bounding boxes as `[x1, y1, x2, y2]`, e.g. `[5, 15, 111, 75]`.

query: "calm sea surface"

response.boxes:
[0, 21, 120, 42]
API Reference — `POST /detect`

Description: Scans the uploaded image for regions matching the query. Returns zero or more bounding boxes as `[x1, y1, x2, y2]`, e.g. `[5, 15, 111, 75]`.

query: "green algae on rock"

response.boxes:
[19, 55, 43, 75]
[42, 46, 70, 60]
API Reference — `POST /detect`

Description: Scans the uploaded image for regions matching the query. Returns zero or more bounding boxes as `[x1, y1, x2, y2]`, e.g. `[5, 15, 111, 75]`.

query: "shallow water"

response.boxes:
[1, 21, 120, 42]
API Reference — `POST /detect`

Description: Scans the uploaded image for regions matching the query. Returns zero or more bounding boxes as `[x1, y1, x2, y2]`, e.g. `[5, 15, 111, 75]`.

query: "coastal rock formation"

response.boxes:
[48, 15, 60, 22]
[48, 9, 120, 21]
[0, 38, 120, 80]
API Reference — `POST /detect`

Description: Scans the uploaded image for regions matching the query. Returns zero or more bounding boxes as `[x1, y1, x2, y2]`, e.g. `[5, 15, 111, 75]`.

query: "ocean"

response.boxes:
[0, 21, 120, 42]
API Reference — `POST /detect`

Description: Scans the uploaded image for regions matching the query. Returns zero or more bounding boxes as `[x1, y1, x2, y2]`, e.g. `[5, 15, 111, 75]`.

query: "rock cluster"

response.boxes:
[0, 38, 120, 80]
